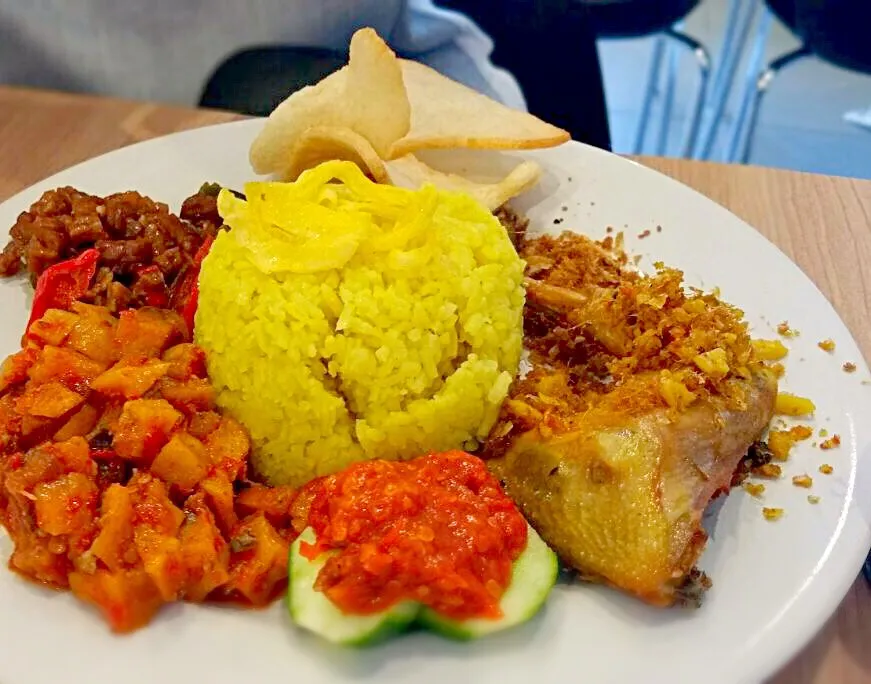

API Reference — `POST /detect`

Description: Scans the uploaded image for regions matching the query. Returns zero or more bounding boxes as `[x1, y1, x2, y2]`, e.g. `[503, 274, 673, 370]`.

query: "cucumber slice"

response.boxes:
[287, 528, 419, 646]
[418, 524, 558, 640]
[287, 523, 557, 645]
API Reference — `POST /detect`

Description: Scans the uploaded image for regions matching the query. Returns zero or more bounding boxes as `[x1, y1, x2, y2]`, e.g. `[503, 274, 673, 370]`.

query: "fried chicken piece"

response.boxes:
[486, 231, 779, 606]
[489, 370, 776, 606]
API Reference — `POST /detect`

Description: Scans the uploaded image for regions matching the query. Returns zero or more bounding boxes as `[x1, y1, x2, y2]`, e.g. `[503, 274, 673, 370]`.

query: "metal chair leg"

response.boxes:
[728, 45, 812, 163]
[738, 46, 811, 163]
[724, 5, 775, 161]
[633, 35, 667, 154]
[709, 0, 751, 99]
[655, 28, 682, 155]
[694, 0, 761, 160]
[661, 28, 712, 159]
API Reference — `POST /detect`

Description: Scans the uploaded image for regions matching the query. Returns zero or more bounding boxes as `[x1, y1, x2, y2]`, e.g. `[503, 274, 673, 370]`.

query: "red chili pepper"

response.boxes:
[181, 282, 201, 335]
[171, 236, 214, 335]
[27, 248, 100, 330]
[89, 448, 117, 461]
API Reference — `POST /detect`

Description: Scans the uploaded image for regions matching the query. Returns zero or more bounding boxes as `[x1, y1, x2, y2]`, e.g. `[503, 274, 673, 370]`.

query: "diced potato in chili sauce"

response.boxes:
[16, 380, 84, 419]
[90, 358, 171, 400]
[113, 399, 183, 462]
[178, 493, 231, 602]
[0, 346, 40, 393]
[69, 568, 164, 633]
[2, 438, 100, 586]
[27, 345, 106, 392]
[157, 377, 216, 414]
[53, 403, 100, 442]
[64, 303, 121, 365]
[26, 309, 79, 347]
[199, 475, 238, 535]
[89, 484, 137, 573]
[161, 343, 207, 381]
[0, 303, 304, 633]
[225, 513, 290, 606]
[188, 410, 222, 439]
[33, 472, 99, 537]
[235, 483, 297, 529]
[150, 432, 210, 493]
[9, 533, 71, 588]
[204, 417, 249, 481]
[115, 308, 186, 359]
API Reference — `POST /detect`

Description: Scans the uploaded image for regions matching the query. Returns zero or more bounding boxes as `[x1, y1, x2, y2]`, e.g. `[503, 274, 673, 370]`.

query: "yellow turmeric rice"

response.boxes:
[194, 161, 524, 486]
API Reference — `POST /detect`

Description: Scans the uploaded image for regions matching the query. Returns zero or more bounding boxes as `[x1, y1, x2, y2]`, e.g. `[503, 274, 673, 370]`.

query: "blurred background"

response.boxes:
[597, 0, 871, 179]
[3, 0, 871, 179]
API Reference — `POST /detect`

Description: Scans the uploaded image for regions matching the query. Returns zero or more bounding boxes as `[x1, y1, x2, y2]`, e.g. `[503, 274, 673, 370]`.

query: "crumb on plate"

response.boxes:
[743, 482, 765, 498]
[763, 507, 784, 521]
[774, 393, 816, 417]
[820, 435, 841, 450]
[752, 339, 789, 361]
[818, 339, 836, 352]
[792, 474, 813, 488]
[754, 463, 782, 479]
[768, 425, 813, 461]
[777, 322, 798, 337]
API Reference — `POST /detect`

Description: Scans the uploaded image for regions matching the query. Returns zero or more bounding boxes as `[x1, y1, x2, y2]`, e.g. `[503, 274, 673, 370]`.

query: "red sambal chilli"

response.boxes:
[298, 451, 528, 621]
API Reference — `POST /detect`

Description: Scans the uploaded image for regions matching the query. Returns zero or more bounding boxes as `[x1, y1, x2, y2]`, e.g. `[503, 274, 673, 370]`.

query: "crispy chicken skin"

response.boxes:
[489, 371, 776, 605]
[486, 230, 778, 606]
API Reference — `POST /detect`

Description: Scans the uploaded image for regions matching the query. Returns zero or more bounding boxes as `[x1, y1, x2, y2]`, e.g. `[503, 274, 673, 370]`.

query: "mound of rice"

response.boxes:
[195, 161, 524, 487]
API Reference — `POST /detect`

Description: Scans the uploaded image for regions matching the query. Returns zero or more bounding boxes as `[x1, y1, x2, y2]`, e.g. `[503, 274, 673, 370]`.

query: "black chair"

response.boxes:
[438, 0, 611, 151]
[199, 47, 346, 119]
[578, 0, 711, 156]
[727, 0, 871, 163]
[199, 0, 612, 152]
[767, 0, 797, 28]
[582, 0, 700, 37]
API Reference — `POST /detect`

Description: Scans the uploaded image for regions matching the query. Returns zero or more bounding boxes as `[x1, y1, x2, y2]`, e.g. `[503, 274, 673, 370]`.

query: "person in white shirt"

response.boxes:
[0, 0, 524, 109]
[1, 0, 611, 150]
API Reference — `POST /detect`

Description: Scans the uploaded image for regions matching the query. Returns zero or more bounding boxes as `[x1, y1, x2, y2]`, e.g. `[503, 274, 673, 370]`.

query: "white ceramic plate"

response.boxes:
[1, 120, 869, 684]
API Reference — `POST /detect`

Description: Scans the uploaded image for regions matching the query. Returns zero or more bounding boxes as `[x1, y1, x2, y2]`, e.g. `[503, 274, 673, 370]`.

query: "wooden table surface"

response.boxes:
[2, 84, 871, 683]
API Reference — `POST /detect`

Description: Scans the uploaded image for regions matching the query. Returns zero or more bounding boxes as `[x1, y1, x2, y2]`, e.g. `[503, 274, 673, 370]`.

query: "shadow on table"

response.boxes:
[771, 575, 871, 682]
